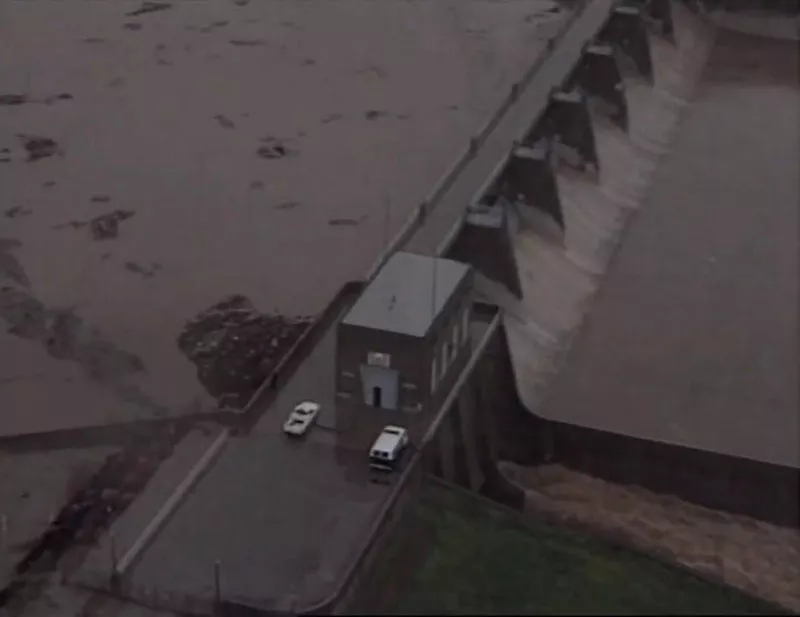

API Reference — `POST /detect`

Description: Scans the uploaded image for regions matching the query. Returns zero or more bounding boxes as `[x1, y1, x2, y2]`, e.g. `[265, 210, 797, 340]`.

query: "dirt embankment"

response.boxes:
[500, 462, 800, 613]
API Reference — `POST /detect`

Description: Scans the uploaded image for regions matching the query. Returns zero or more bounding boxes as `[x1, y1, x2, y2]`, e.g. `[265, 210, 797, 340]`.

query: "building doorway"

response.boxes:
[372, 386, 382, 408]
[360, 365, 399, 410]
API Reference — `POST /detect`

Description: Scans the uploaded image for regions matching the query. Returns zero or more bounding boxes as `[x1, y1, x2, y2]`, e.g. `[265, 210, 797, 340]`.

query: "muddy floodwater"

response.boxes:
[0, 0, 566, 432]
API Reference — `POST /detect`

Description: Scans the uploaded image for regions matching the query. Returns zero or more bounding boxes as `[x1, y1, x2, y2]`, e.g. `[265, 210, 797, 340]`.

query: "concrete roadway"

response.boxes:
[107, 308, 395, 613]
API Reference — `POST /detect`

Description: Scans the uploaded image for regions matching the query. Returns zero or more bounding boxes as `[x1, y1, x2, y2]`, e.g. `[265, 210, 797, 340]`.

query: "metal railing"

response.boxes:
[364, 0, 592, 282]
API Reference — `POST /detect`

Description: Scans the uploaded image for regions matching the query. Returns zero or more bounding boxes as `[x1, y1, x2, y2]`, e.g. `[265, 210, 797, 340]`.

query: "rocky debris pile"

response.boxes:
[178, 294, 311, 409]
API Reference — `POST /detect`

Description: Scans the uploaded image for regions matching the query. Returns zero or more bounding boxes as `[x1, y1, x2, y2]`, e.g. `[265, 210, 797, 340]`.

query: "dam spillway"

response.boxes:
[500, 1, 717, 410]
[444, 0, 798, 522]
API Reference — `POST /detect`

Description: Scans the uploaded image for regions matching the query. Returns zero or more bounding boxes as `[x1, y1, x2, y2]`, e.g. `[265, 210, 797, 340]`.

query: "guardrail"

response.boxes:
[84, 282, 367, 613]
[364, 0, 592, 282]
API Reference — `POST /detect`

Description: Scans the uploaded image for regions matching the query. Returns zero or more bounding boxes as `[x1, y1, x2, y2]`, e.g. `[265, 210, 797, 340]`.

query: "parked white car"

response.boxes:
[369, 425, 409, 471]
[283, 401, 321, 437]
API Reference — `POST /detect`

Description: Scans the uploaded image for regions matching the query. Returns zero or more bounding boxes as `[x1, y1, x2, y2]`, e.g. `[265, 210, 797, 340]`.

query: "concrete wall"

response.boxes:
[439, 1, 799, 528]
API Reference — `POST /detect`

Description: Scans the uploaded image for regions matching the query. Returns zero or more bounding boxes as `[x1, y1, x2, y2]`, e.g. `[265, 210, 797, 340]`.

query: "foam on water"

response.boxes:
[497, 1, 718, 411]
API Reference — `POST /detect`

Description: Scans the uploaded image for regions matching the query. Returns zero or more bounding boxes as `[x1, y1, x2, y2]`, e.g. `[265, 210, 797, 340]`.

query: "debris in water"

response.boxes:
[53, 210, 136, 240]
[82, 37, 105, 44]
[359, 65, 386, 79]
[43, 181, 56, 188]
[229, 39, 266, 47]
[328, 217, 364, 227]
[89, 210, 135, 240]
[301, 58, 316, 67]
[127, 1, 173, 17]
[256, 137, 296, 160]
[0, 94, 27, 106]
[123, 22, 143, 31]
[177, 294, 311, 408]
[90, 195, 111, 204]
[200, 20, 229, 33]
[321, 113, 343, 124]
[365, 110, 388, 121]
[257, 144, 287, 159]
[214, 114, 236, 129]
[274, 201, 300, 210]
[44, 93, 73, 105]
[52, 220, 87, 231]
[124, 261, 160, 278]
[4, 206, 32, 219]
[18, 135, 61, 162]
[249, 180, 265, 191]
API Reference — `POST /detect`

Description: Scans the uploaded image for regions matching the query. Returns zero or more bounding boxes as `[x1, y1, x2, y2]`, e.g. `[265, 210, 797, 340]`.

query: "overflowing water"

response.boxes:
[495, 2, 719, 411]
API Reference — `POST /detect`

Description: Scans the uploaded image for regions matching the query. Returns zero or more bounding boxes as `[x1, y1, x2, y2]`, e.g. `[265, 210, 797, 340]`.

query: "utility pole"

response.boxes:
[110, 532, 120, 590]
[214, 560, 222, 608]
[430, 254, 438, 325]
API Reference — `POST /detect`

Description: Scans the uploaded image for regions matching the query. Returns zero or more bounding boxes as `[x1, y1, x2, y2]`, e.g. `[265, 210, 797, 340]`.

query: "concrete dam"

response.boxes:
[443, 0, 799, 526]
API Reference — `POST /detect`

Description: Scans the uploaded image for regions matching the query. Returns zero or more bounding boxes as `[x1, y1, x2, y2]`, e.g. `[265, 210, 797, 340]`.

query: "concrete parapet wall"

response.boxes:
[439, 0, 798, 527]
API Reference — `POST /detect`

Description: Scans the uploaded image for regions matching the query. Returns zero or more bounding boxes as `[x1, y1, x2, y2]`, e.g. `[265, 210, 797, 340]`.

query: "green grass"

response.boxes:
[389, 483, 787, 616]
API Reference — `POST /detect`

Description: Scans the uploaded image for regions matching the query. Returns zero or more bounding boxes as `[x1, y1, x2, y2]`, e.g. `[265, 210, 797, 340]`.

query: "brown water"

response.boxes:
[0, 0, 567, 432]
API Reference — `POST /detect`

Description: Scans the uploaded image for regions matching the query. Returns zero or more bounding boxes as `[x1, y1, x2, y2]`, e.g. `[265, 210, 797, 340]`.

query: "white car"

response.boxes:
[283, 401, 321, 437]
[369, 425, 409, 471]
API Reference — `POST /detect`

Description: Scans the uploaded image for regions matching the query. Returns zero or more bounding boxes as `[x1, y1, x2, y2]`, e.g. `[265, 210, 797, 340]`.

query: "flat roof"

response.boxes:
[0, 0, 569, 435]
[525, 25, 799, 467]
[342, 252, 470, 337]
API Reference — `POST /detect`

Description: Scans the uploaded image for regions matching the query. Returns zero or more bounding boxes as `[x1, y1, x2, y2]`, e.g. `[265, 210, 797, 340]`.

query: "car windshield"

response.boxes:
[294, 406, 311, 415]
[384, 428, 400, 435]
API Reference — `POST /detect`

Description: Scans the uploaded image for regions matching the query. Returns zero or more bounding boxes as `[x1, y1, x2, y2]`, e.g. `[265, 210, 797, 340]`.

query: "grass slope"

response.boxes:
[388, 482, 786, 615]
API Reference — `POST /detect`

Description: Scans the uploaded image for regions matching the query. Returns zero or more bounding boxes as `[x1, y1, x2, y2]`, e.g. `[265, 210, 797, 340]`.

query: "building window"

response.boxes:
[452, 323, 460, 356]
[431, 358, 438, 393]
[367, 351, 391, 368]
[462, 306, 470, 344]
[441, 343, 448, 378]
